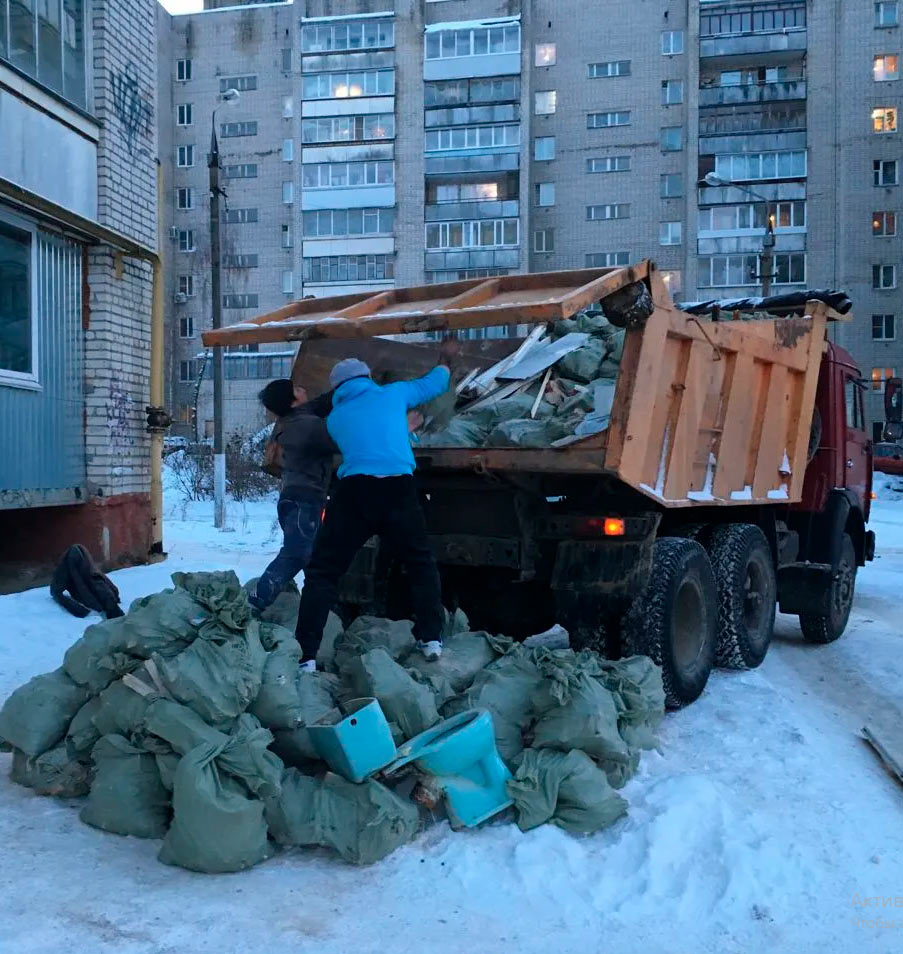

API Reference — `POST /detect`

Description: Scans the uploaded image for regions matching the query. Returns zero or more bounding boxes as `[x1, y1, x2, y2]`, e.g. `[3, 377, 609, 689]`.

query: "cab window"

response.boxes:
[845, 377, 866, 431]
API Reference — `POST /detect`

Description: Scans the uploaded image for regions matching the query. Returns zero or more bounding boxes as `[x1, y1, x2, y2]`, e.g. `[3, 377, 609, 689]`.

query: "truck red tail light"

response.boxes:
[580, 517, 626, 536]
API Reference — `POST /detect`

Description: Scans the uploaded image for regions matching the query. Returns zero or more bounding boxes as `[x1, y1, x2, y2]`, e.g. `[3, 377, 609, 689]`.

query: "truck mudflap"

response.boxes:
[776, 562, 834, 616]
[865, 530, 876, 562]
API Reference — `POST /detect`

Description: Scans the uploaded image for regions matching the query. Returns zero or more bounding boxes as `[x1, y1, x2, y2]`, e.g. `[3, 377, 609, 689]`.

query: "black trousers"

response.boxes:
[295, 475, 444, 659]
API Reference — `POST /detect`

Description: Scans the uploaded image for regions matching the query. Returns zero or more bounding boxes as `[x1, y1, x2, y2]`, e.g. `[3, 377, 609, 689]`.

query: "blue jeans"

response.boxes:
[253, 493, 323, 609]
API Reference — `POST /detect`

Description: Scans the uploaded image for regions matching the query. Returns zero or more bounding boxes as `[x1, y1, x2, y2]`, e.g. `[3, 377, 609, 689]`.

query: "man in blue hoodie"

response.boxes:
[295, 344, 455, 667]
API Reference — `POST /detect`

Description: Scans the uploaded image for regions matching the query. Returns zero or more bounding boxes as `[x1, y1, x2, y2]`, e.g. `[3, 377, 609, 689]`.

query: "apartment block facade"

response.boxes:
[159, 0, 903, 439]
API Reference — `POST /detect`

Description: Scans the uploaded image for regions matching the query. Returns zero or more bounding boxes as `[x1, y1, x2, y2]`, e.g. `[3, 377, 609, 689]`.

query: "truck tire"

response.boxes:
[623, 537, 717, 708]
[799, 533, 857, 644]
[708, 524, 776, 669]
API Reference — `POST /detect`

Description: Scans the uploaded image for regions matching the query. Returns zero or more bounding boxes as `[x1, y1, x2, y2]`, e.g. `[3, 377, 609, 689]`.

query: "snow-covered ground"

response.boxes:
[2, 480, 903, 954]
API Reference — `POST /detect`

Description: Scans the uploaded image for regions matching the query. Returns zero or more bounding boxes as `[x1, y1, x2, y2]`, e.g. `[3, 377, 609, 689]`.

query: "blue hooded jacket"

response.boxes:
[327, 366, 450, 478]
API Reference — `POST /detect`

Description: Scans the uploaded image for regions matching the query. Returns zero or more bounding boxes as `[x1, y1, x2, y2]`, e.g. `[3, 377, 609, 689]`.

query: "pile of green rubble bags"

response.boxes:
[0, 571, 664, 872]
[419, 310, 625, 450]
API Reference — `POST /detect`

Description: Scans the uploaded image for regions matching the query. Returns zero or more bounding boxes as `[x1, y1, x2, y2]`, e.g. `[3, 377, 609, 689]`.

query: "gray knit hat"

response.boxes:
[329, 358, 372, 390]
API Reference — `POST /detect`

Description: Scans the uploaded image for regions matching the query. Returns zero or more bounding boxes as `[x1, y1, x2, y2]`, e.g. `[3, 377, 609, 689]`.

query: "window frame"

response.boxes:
[535, 182, 556, 207]
[876, 2, 900, 28]
[179, 316, 195, 339]
[177, 103, 193, 127]
[874, 54, 901, 81]
[872, 106, 898, 133]
[283, 138, 294, 161]
[659, 221, 683, 246]
[585, 251, 630, 267]
[586, 204, 630, 221]
[0, 210, 40, 390]
[873, 210, 897, 235]
[587, 60, 631, 78]
[661, 30, 684, 55]
[661, 126, 684, 151]
[177, 59, 192, 82]
[534, 228, 554, 253]
[534, 136, 555, 161]
[588, 110, 631, 128]
[176, 187, 193, 211]
[873, 263, 898, 288]
[534, 90, 557, 115]
[875, 159, 900, 185]
[872, 313, 896, 340]
[178, 229, 195, 253]
[661, 79, 684, 105]
[176, 145, 194, 168]
[587, 156, 631, 173]
[660, 173, 683, 198]
[535, 43, 556, 67]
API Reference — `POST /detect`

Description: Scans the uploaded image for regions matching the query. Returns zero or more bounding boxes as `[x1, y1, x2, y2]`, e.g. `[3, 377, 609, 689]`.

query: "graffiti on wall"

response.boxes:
[110, 63, 153, 157]
[106, 376, 132, 448]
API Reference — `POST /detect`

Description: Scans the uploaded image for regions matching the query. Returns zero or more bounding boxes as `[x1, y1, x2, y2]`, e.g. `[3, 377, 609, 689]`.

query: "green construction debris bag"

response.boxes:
[268, 671, 342, 765]
[66, 696, 104, 758]
[155, 621, 267, 727]
[155, 751, 180, 793]
[486, 418, 569, 449]
[347, 648, 439, 741]
[419, 415, 493, 448]
[160, 740, 269, 873]
[315, 612, 345, 672]
[595, 655, 665, 751]
[171, 570, 251, 633]
[80, 734, 171, 838]
[63, 588, 204, 693]
[555, 338, 606, 384]
[334, 616, 415, 675]
[406, 631, 513, 694]
[531, 650, 633, 770]
[453, 648, 543, 764]
[605, 329, 626, 363]
[0, 667, 91, 757]
[143, 700, 282, 799]
[265, 768, 420, 866]
[257, 621, 298, 652]
[91, 678, 154, 739]
[249, 642, 303, 729]
[11, 745, 91, 797]
[507, 748, 627, 834]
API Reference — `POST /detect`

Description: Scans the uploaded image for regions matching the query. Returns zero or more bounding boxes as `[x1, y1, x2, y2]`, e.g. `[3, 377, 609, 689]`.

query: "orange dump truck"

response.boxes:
[205, 262, 875, 707]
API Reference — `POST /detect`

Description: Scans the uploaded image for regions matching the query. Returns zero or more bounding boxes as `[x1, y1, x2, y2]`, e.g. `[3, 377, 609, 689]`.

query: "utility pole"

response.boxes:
[760, 217, 775, 298]
[207, 89, 239, 529]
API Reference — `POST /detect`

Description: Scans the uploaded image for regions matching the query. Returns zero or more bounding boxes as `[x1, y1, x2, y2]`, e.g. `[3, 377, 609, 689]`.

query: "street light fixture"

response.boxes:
[703, 171, 776, 297]
[208, 88, 240, 530]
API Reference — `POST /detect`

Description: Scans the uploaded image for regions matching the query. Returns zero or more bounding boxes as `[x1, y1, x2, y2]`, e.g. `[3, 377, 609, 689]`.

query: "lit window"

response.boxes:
[876, 2, 899, 28]
[177, 59, 192, 81]
[872, 367, 897, 390]
[536, 183, 555, 206]
[873, 264, 897, 288]
[661, 80, 684, 105]
[534, 136, 555, 161]
[661, 31, 684, 55]
[875, 54, 900, 81]
[535, 43, 556, 66]
[534, 229, 554, 252]
[661, 270, 683, 294]
[873, 107, 898, 132]
[874, 211, 897, 235]
[535, 90, 557, 114]
[872, 314, 896, 340]
[660, 221, 682, 246]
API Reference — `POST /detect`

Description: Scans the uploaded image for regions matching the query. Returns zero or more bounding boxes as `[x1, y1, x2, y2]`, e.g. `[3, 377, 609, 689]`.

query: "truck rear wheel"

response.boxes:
[708, 524, 776, 669]
[623, 537, 717, 708]
[799, 533, 856, 644]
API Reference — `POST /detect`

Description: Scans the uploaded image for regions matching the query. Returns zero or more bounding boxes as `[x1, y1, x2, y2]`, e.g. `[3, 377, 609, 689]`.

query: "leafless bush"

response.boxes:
[226, 430, 279, 501]
[166, 446, 213, 502]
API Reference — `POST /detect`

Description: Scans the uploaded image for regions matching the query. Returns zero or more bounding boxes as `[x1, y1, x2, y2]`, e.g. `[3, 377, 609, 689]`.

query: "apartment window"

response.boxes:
[283, 96, 294, 118]
[699, 253, 805, 287]
[660, 221, 682, 245]
[588, 60, 631, 78]
[222, 254, 259, 268]
[662, 80, 684, 105]
[302, 208, 395, 238]
[661, 126, 683, 151]
[283, 139, 294, 161]
[426, 268, 509, 284]
[424, 23, 521, 60]
[660, 174, 683, 198]
[301, 114, 395, 144]
[662, 31, 684, 55]
[425, 76, 520, 107]
[873, 314, 896, 340]
[220, 75, 257, 93]
[874, 211, 897, 235]
[223, 294, 259, 309]
[282, 225, 293, 249]
[178, 230, 195, 252]
[301, 69, 395, 99]
[586, 251, 629, 267]
[177, 59, 192, 81]
[224, 208, 258, 224]
[534, 229, 554, 252]
[534, 137, 555, 161]
[425, 219, 519, 250]
[432, 182, 499, 202]
[589, 111, 630, 128]
[775, 253, 806, 285]
[177, 104, 193, 126]
[179, 316, 195, 338]
[587, 156, 630, 173]
[282, 48, 292, 72]
[873, 107, 899, 133]
[875, 55, 901, 81]
[178, 275, 194, 297]
[876, 2, 899, 27]
[179, 360, 197, 383]
[303, 255, 395, 283]
[714, 150, 806, 180]
[875, 159, 899, 185]
[661, 270, 683, 294]
[221, 121, 258, 138]
[301, 160, 395, 189]
[872, 367, 897, 390]
[224, 164, 258, 179]
[282, 270, 294, 296]
[424, 123, 519, 151]
[535, 91, 557, 114]
[698, 201, 805, 232]
[0, 217, 35, 382]
[177, 145, 194, 168]
[536, 183, 556, 207]
[283, 182, 294, 205]
[587, 204, 630, 220]
[176, 188, 193, 211]
[874, 264, 897, 288]
[535, 43, 556, 66]
[700, 5, 806, 36]
[301, 19, 395, 54]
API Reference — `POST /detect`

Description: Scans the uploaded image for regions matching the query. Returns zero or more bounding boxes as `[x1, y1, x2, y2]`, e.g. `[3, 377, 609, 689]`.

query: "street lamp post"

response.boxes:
[208, 88, 240, 529]
[703, 172, 776, 297]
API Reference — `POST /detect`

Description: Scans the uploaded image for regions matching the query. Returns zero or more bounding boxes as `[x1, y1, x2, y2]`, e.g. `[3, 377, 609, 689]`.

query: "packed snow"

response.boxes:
[2, 476, 903, 954]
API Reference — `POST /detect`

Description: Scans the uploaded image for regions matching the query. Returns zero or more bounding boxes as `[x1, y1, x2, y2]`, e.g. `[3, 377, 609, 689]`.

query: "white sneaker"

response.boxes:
[299, 659, 317, 673]
[416, 640, 443, 661]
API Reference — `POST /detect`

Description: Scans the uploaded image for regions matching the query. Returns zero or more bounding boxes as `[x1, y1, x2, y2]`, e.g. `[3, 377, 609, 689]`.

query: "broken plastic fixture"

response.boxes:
[307, 698, 398, 784]
[384, 710, 513, 829]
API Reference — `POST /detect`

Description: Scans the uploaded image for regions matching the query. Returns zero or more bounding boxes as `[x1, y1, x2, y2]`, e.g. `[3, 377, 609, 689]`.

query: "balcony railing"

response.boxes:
[699, 106, 806, 136]
[699, 80, 806, 107]
[425, 199, 519, 221]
